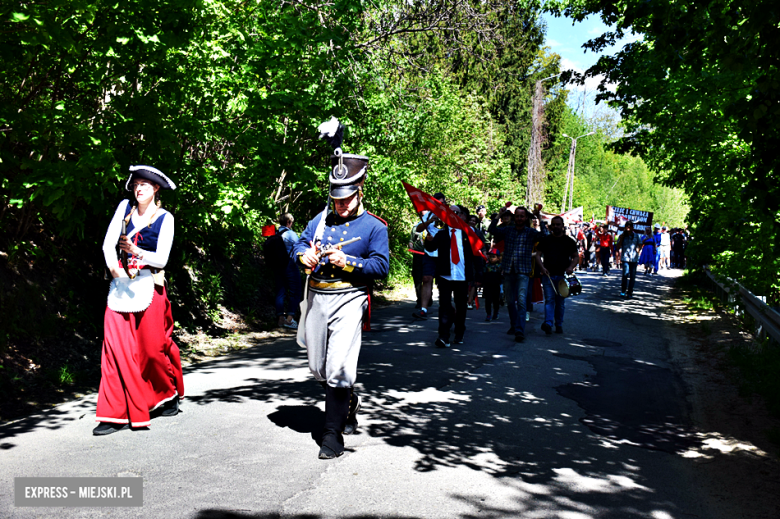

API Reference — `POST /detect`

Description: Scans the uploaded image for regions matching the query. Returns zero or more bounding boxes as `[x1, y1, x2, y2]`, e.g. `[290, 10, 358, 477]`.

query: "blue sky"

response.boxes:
[541, 13, 641, 115]
[543, 13, 612, 75]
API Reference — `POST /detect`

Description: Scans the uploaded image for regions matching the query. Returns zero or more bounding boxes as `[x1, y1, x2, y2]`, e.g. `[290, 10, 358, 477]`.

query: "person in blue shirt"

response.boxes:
[275, 213, 302, 329]
[294, 149, 389, 460]
[412, 192, 446, 320]
[652, 223, 662, 274]
[616, 221, 645, 298]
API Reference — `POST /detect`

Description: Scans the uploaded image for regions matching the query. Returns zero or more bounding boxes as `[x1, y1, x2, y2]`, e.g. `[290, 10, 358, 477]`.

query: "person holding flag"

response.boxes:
[423, 204, 476, 348]
[412, 192, 447, 320]
[401, 183, 486, 347]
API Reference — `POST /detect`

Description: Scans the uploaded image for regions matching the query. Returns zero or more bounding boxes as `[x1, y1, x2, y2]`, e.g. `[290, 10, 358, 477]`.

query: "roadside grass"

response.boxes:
[727, 337, 780, 418]
[678, 269, 780, 448]
[677, 269, 721, 313]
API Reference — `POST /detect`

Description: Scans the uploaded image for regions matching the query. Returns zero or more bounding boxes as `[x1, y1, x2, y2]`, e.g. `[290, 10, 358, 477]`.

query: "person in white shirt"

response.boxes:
[94, 165, 184, 435]
[424, 205, 474, 348]
[659, 226, 671, 270]
[412, 192, 446, 319]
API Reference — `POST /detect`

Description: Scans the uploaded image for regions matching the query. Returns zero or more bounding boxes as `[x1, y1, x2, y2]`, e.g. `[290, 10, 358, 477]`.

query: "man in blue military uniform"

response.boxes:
[294, 122, 389, 459]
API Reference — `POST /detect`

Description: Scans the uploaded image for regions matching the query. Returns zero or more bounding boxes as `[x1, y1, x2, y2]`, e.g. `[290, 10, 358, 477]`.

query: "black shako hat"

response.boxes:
[318, 117, 368, 200]
[125, 165, 177, 191]
[329, 153, 368, 200]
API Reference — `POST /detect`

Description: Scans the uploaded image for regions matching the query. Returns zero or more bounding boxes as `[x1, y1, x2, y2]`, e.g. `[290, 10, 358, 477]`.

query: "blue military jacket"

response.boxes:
[294, 208, 389, 292]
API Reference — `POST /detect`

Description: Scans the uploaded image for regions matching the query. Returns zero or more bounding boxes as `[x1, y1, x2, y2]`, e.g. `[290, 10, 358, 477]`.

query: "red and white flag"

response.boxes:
[402, 181, 485, 259]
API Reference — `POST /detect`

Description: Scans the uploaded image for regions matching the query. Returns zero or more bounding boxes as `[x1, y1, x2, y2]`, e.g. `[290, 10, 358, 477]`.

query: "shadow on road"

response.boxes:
[3, 271, 774, 519]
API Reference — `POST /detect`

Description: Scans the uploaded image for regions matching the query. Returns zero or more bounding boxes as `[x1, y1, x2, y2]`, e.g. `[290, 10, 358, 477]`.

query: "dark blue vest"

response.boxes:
[123, 201, 167, 253]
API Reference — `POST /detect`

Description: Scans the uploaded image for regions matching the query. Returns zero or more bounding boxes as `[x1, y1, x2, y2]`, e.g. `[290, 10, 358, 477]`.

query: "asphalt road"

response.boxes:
[0, 269, 745, 518]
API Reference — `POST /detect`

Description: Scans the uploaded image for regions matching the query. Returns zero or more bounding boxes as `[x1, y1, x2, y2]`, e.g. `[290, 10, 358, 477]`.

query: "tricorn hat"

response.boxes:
[125, 165, 176, 191]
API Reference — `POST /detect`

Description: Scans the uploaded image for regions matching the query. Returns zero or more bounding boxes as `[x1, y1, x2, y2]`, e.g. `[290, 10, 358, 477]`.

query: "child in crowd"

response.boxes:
[483, 248, 502, 321]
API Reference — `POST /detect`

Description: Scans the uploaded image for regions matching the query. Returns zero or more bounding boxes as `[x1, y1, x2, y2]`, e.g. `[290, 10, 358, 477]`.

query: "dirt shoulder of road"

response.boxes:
[665, 277, 780, 519]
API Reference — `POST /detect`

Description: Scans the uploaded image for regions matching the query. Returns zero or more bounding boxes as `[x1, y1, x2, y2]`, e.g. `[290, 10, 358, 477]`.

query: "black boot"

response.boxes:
[160, 397, 179, 417]
[343, 388, 361, 435]
[319, 385, 350, 459]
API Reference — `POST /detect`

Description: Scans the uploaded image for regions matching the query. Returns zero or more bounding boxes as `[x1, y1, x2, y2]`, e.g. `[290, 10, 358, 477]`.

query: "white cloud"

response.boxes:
[559, 57, 616, 95]
[560, 57, 584, 73]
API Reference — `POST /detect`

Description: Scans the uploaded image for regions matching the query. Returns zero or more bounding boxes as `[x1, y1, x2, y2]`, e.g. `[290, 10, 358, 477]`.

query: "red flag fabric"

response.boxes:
[402, 181, 486, 259]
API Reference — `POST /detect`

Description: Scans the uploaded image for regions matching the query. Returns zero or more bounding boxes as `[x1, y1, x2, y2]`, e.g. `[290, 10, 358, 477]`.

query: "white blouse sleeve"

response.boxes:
[141, 212, 174, 268]
[102, 200, 130, 269]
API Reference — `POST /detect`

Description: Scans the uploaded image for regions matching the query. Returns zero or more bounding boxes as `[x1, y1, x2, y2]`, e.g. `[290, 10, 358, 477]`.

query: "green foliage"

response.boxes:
[1, 0, 365, 342]
[548, 0, 779, 300]
[729, 340, 780, 418]
[58, 364, 75, 385]
[349, 71, 520, 276]
[545, 107, 689, 226]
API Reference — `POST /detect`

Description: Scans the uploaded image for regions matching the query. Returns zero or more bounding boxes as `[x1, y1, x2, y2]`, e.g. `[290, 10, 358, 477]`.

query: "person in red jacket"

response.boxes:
[595, 224, 614, 276]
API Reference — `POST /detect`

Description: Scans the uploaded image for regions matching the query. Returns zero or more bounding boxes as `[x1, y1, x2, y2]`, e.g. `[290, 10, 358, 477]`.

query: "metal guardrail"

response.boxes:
[705, 270, 780, 346]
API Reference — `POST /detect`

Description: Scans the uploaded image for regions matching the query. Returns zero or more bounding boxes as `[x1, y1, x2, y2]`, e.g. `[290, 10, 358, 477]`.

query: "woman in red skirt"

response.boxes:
[94, 165, 184, 435]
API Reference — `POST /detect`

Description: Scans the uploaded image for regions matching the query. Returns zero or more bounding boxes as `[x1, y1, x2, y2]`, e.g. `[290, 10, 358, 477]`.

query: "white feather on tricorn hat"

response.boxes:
[318, 117, 368, 200]
[125, 165, 177, 191]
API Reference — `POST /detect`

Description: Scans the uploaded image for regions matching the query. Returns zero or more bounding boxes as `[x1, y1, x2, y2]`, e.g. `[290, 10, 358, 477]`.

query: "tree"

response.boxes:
[548, 0, 779, 298]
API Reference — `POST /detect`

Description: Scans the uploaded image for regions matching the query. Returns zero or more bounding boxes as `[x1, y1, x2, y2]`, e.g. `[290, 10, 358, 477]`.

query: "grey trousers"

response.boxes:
[304, 289, 368, 388]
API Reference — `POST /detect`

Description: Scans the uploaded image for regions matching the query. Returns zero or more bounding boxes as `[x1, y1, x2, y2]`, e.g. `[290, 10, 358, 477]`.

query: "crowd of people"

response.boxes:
[573, 221, 689, 276]
[405, 197, 582, 347]
[403, 198, 691, 345]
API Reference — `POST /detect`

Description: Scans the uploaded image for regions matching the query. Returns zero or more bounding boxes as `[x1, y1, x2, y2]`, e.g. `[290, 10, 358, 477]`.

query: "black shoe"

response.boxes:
[93, 422, 129, 436]
[435, 337, 450, 348]
[160, 397, 179, 417]
[541, 323, 552, 335]
[453, 335, 464, 344]
[514, 333, 525, 343]
[318, 433, 345, 459]
[555, 326, 563, 334]
[506, 326, 515, 335]
[344, 392, 361, 435]
[492, 314, 499, 321]
[412, 309, 428, 320]
[320, 386, 348, 459]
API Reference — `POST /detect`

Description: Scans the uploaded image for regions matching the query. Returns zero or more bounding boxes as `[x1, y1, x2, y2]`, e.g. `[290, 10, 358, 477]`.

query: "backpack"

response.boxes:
[263, 228, 290, 269]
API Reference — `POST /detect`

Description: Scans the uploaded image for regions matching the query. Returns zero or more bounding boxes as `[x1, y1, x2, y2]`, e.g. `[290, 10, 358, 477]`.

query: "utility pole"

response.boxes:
[561, 132, 595, 213]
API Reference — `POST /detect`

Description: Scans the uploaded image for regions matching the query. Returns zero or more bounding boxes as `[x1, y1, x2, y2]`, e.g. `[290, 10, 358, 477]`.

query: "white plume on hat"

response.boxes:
[318, 117, 340, 138]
